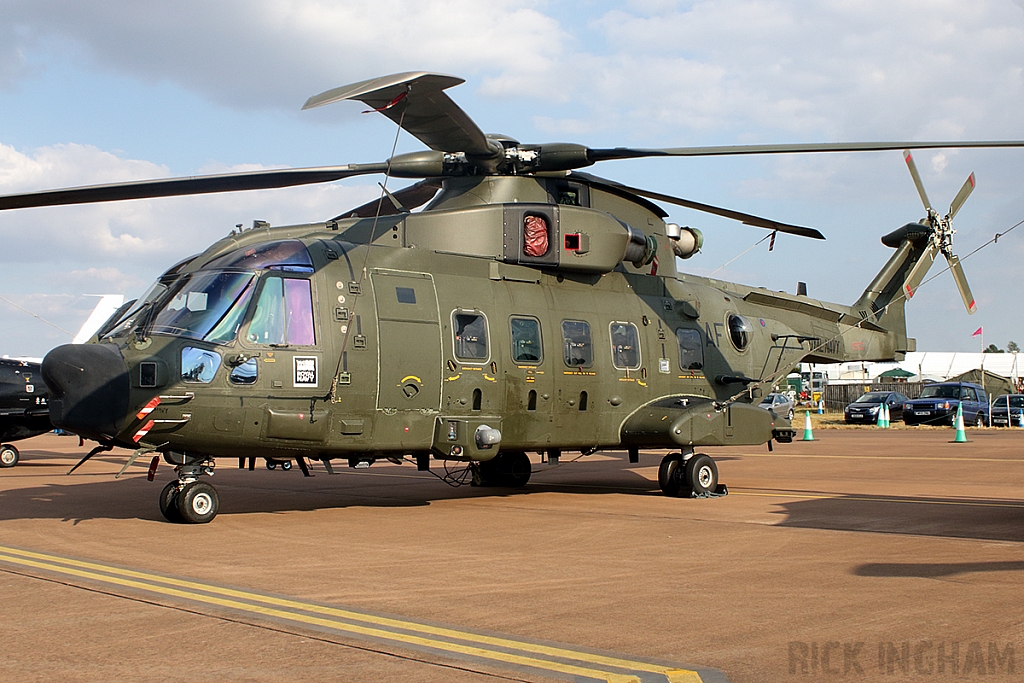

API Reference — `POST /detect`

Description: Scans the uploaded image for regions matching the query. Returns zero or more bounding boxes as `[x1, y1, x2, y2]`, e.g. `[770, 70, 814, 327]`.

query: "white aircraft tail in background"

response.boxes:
[72, 295, 125, 344]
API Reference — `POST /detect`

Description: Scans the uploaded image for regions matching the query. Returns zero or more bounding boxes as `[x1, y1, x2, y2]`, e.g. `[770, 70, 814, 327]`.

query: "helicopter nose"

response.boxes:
[42, 343, 130, 441]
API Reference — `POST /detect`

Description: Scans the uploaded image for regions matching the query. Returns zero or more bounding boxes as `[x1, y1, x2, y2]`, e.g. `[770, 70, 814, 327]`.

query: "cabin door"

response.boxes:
[372, 269, 442, 411]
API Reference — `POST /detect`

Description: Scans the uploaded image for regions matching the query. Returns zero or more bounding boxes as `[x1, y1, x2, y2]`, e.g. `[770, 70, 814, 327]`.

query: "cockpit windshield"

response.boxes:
[149, 271, 255, 342]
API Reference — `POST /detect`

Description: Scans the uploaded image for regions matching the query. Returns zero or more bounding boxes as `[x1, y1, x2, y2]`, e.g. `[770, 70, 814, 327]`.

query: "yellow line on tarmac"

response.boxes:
[0, 545, 702, 683]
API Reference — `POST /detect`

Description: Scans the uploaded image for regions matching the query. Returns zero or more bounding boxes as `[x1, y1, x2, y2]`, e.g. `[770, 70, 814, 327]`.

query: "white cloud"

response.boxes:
[4, 0, 568, 110]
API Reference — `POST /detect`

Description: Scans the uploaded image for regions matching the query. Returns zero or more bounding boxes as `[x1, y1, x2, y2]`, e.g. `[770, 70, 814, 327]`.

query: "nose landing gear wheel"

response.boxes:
[176, 481, 220, 524]
[0, 444, 19, 468]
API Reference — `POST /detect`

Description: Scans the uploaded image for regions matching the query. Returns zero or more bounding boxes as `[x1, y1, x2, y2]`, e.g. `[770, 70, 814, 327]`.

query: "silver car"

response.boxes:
[759, 392, 795, 420]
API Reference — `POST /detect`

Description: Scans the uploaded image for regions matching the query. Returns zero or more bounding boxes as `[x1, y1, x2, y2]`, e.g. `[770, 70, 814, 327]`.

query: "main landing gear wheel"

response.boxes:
[176, 481, 220, 524]
[658, 453, 718, 497]
[472, 450, 531, 487]
[0, 444, 19, 468]
[159, 482, 183, 523]
[685, 454, 719, 497]
[265, 459, 292, 471]
[658, 454, 684, 497]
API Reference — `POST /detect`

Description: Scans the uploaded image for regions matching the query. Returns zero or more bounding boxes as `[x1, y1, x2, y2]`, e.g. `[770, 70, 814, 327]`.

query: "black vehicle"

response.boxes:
[0, 358, 51, 467]
[990, 394, 1024, 427]
[844, 390, 909, 424]
[902, 382, 988, 426]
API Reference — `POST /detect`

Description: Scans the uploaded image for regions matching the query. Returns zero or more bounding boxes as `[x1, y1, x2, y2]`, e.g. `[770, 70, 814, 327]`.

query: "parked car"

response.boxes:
[759, 392, 795, 420]
[990, 394, 1024, 427]
[902, 382, 989, 426]
[843, 391, 909, 424]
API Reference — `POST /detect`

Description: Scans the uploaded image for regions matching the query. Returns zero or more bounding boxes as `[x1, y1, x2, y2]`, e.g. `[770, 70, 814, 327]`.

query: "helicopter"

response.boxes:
[1, 71, 1020, 522]
[0, 295, 125, 467]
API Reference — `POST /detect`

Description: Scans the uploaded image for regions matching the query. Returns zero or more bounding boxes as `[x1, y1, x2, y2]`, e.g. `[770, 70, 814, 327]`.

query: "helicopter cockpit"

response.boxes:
[109, 239, 316, 348]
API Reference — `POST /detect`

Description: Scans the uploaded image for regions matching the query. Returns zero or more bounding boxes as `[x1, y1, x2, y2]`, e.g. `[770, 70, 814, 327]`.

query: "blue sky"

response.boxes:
[2, 0, 1024, 357]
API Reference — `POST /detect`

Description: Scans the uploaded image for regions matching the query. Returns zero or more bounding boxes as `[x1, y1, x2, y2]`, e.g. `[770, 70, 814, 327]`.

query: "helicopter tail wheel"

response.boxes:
[159, 482, 184, 523]
[281, 460, 293, 471]
[658, 453, 684, 497]
[0, 444, 19, 468]
[266, 460, 277, 470]
[176, 481, 220, 524]
[685, 454, 719, 497]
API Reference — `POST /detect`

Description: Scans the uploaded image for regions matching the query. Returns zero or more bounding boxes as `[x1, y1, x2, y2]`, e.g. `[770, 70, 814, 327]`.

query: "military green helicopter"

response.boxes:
[1, 72, 1019, 523]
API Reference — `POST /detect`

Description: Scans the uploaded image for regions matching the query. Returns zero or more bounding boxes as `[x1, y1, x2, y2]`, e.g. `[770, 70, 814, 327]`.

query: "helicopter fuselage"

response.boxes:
[43, 176, 906, 467]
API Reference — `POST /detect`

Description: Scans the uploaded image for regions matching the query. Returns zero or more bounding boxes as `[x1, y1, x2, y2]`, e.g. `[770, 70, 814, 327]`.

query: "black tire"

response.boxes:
[976, 413, 986, 428]
[159, 481, 183, 523]
[0, 444, 19, 468]
[266, 460, 277, 470]
[281, 461, 293, 471]
[685, 454, 718, 496]
[658, 454, 685, 497]
[499, 451, 531, 487]
[176, 481, 220, 524]
[472, 451, 531, 487]
[787, 408, 794, 420]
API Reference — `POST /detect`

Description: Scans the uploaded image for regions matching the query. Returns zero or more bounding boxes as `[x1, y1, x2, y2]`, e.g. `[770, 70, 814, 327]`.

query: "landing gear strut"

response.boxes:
[658, 451, 719, 497]
[159, 455, 219, 524]
[0, 444, 19, 468]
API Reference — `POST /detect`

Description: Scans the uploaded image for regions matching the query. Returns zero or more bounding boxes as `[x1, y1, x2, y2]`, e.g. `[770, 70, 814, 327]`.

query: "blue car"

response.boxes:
[902, 382, 989, 427]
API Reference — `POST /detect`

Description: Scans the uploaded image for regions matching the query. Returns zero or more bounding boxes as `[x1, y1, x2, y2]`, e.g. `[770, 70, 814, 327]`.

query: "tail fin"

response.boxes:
[852, 223, 934, 352]
[72, 295, 126, 344]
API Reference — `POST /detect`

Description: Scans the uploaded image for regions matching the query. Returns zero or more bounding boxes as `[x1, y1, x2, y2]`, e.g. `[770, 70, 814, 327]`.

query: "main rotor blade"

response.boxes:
[946, 253, 978, 314]
[332, 178, 444, 221]
[948, 173, 976, 220]
[902, 150, 932, 212]
[902, 241, 939, 301]
[586, 140, 1024, 162]
[0, 164, 388, 211]
[571, 172, 825, 239]
[304, 72, 501, 161]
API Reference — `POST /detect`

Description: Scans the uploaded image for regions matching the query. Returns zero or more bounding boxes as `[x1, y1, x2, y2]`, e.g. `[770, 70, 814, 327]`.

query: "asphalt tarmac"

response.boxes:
[1, 426, 1023, 682]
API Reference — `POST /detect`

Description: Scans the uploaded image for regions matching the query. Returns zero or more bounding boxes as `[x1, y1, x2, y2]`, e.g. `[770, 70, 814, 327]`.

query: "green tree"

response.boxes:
[984, 343, 1004, 353]
[1008, 341, 1020, 353]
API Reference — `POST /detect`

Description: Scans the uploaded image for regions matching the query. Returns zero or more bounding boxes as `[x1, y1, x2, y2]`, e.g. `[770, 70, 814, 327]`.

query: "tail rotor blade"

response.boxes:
[947, 253, 978, 314]
[902, 242, 938, 301]
[903, 150, 933, 212]
[948, 173, 976, 220]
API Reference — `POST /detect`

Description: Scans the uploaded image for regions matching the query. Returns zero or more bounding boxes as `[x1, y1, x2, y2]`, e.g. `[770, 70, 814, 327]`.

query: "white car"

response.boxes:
[759, 393, 795, 420]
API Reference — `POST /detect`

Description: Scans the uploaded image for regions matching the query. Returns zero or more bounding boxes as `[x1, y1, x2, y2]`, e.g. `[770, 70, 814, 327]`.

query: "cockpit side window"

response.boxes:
[248, 277, 316, 346]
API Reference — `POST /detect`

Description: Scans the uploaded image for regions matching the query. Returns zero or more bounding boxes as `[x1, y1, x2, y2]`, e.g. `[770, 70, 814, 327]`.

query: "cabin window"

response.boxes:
[181, 347, 221, 384]
[677, 328, 704, 370]
[453, 312, 489, 361]
[248, 277, 316, 346]
[610, 322, 641, 370]
[727, 314, 753, 351]
[562, 320, 593, 367]
[510, 317, 543, 364]
[229, 358, 258, 385]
